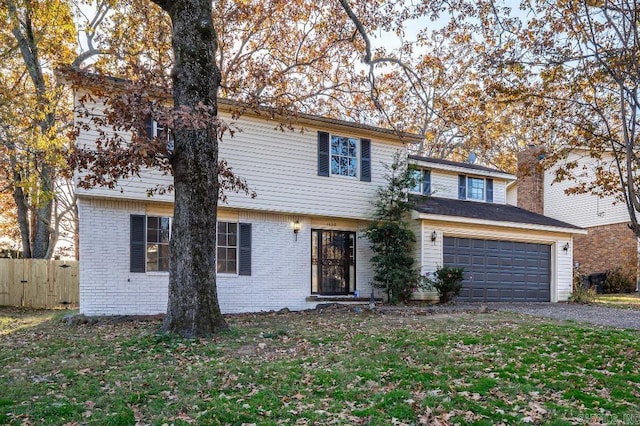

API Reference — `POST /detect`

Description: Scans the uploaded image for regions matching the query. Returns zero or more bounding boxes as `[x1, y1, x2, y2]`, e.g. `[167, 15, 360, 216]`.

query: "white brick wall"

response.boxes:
[79, 198, 376, 315]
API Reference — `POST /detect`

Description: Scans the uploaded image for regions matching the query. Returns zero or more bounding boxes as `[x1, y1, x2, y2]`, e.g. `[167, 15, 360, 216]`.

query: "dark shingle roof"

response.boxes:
[412, 196, 583, 230]
[409, 155, 511, 175]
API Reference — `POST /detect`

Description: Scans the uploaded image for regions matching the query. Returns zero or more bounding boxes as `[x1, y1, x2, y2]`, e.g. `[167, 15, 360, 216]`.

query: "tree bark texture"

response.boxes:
[154, 0, 228, 337]
[7, 0, 55, 258]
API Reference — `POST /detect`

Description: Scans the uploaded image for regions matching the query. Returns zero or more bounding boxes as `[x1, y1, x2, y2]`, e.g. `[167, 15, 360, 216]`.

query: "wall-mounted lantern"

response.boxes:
[431, 230, 437, 244]
[563, 242, 570, 253]
[293, 220, 301, 241]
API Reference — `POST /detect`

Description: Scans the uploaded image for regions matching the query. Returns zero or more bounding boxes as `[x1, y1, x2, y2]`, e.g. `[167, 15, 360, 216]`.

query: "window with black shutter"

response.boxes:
[130, 215, 251, 275]
[318, 131, 372, 181]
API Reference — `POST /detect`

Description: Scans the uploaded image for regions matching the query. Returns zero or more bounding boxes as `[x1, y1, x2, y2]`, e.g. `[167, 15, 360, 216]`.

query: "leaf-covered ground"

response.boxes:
[1, 306, 639, 425]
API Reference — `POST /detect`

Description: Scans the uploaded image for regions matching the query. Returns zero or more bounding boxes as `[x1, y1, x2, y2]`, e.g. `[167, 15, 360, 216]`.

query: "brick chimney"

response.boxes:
[516, 145, 545, 215]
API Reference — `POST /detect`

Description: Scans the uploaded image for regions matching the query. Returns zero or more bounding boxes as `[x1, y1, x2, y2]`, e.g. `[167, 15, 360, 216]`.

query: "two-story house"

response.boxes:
[74, 78, 584, 315]
[515, 147, 639, 285]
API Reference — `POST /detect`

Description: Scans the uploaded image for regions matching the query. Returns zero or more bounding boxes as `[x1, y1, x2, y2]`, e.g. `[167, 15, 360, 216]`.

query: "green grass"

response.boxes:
[594, 293, 640, 310]
[1, 307, 639, 425]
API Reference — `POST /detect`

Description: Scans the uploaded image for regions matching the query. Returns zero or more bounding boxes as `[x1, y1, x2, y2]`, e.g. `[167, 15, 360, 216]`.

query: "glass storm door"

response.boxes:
[311, 230, 356, 295]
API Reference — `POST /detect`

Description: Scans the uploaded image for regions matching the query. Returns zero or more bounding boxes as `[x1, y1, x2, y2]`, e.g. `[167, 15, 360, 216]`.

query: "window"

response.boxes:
[146, 216, 171, 271]
[144, 117, 174, 152]
[330, 135, 358, 177]
[467, 177, 485, 200]
[458, 175, 494, 202]
[217, 222, 238, 274]
[409, 169, 431, 195]
[130, 216, 251, 275]
[317, 132, 371, 181]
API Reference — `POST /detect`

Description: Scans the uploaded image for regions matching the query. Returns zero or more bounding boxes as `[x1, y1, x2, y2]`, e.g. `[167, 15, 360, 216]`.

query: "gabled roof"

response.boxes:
[409, 155, 515, 180]
[412, 196, 585, 233]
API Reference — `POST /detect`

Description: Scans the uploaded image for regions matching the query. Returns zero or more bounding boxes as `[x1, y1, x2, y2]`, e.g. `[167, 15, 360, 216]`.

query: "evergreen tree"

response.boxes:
[364, 152, 420, 304]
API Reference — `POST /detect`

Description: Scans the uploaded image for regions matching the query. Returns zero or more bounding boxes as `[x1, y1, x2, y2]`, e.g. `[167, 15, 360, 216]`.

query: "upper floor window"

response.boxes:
[317, 131, 371, 182]
[467, 177, 485, 200]
[331, 135, 358, 177]
[458, 175, 493, 202]
[409, 169, 431, 195]
[144, 117, 174, 152]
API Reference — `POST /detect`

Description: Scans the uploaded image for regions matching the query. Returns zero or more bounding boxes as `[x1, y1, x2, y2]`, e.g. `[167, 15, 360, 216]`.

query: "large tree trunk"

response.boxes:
[154, 0, 227, 337]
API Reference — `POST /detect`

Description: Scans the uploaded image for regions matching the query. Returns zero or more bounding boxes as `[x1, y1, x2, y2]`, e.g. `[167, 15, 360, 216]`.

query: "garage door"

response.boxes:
[443, 237, 551, 302]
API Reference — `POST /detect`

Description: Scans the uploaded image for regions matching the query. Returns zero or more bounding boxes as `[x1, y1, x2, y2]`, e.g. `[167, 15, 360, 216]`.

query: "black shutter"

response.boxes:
[130, 215, 146, 273]
[422, 169, 431, 195]
[360, 138, 371, 182]
[238, 223, 252, 276]
[145, 116, 154, 139]
[458, 175, 466, 200]
[486, 178, 494, 203]
[317, 131, 330, 177]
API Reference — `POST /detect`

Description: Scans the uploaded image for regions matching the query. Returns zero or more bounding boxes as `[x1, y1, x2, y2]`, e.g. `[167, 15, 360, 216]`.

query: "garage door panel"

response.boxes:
[443, 237, 550, 302]
[471, 255, 486, 266]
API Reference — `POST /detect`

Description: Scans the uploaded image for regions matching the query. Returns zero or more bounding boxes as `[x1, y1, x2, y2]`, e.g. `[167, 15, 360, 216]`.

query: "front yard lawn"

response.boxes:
[594, 293, 640, 310]
[1, 306, 639, 425]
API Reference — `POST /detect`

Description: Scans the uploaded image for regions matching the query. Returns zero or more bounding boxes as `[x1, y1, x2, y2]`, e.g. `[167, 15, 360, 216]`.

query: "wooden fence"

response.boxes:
[0, 259, 79, 309]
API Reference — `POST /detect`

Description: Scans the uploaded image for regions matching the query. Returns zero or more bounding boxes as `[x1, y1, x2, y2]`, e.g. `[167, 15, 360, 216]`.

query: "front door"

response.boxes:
[311, 230, 356, 295]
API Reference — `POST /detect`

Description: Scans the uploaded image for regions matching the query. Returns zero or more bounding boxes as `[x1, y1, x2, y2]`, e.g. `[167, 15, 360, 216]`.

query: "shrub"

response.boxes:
[603, 268, 636, 294]
[423, 265, 465, 303]
[569, 268, 595, 304]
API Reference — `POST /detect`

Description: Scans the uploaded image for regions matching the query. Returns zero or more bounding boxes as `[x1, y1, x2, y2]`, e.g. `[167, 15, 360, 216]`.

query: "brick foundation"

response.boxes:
[573, 222, 638, 282]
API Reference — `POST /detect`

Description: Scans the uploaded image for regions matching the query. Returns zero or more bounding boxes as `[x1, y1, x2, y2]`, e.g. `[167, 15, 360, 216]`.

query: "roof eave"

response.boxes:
[63, 69, 424, 144]
[410, 158, 516, 180]
[411, 211, 587, 235]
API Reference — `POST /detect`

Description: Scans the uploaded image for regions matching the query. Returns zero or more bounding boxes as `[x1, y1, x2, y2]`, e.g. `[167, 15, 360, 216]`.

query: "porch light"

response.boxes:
[293, 220, 301, 241]
[563, 242, 570, 253]
[431, 230, 437, 244]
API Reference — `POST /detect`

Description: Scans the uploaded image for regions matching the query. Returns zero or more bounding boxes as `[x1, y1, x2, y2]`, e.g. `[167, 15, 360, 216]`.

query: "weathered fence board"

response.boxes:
[0, 259, 79, 309]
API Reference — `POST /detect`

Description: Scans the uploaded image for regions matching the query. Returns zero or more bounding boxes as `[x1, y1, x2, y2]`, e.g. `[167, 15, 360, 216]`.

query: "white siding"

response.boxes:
[544, 152, 629, 228]
[75, 97, 404, 220]
[429, 169, 508, 204]
[78, 198, 376, 315]
[412, 223, 440, 301]
[414, 219, 574, 302]
[507, 183, 517, 205]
